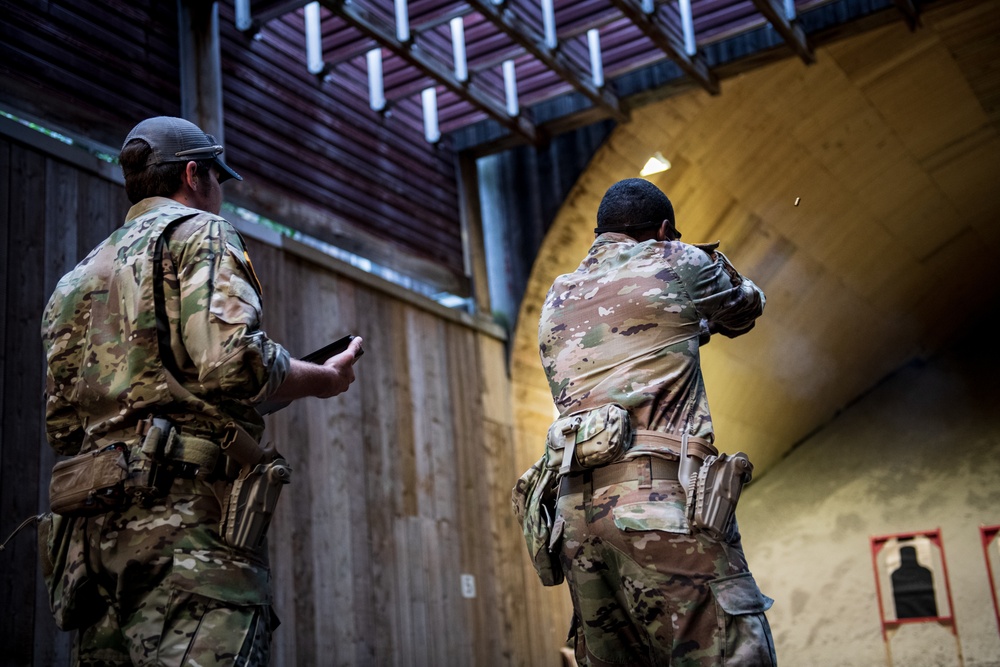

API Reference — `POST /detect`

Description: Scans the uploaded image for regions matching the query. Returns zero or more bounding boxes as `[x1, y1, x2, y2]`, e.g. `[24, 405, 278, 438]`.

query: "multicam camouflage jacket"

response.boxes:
[538, 232, 765, 441]
[41, 197, 290, 455]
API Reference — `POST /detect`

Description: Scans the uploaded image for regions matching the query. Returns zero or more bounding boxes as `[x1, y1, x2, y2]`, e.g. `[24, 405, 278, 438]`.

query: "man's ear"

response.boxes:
[181, 160, 200, 191]
[657, 220, 670, 242]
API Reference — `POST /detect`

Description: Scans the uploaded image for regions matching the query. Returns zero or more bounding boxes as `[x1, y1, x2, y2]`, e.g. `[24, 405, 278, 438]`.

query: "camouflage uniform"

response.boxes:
[40, 197, 290, 665]
[538, 233, 775, 666]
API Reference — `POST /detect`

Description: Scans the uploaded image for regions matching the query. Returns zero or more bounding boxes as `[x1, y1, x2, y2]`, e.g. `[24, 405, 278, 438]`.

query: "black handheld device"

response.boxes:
[300, 334, 364, 364]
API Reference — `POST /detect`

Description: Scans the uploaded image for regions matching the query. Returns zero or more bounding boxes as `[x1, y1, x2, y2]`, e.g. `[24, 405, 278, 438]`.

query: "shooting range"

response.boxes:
[2, 0, 999, 664]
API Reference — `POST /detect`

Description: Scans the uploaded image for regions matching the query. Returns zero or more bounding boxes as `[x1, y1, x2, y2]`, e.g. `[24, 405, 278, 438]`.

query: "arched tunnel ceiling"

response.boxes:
[511, 0, 1000, 476]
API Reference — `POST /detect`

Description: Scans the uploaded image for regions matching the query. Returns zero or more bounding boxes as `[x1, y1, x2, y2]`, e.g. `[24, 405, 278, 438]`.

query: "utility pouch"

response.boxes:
[221, 458, 291, 552]
[687, 452, 754, 540]
[512, 455, 563, 586]
[545, 403, 632, 476]
[49, 444, 129, 517]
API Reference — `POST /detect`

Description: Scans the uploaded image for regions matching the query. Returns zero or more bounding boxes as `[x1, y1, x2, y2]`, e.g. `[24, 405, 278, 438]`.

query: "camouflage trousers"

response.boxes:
[41, 477, 275, 666]
[554, 463, 776, 667]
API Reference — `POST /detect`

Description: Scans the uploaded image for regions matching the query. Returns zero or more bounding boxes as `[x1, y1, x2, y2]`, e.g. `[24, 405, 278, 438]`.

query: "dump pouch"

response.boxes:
[49, 444, 129, 517]
[545, 403, 632, 476]
[687, 451, 754, 540]
[512, 456, 564, 586]
[38, 512, 107, 630]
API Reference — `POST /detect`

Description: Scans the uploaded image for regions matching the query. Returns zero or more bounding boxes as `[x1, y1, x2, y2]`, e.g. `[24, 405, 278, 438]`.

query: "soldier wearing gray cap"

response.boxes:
[123, 116, 243, 183]
[39, 117, 363, 665]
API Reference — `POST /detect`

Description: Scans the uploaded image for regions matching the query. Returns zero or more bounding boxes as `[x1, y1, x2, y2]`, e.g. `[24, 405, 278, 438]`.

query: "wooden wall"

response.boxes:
[0, 119, 566, 666]
[0, 122, 129, 665]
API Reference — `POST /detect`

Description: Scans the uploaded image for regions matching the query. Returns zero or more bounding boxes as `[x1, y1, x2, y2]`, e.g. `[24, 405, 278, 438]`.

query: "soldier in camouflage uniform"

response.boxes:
[40, 116, 363, 666]
[538, 179, 776, 666]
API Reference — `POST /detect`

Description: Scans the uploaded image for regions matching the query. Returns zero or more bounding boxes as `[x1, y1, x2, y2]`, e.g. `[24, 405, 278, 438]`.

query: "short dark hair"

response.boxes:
[595, 178, 675, 235]
[120, 138, 212, 204]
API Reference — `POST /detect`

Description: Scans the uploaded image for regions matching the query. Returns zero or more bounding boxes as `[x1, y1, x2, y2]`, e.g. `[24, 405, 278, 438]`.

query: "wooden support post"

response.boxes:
[177, 0, 225, 143]
[456, 152, 491, 315]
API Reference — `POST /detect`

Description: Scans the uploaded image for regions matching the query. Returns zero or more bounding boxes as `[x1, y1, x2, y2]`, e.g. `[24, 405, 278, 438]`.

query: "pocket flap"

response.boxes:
[710, 572, 774, 615]
[612, 500, 689, 534]
[169, 549, 272, 605]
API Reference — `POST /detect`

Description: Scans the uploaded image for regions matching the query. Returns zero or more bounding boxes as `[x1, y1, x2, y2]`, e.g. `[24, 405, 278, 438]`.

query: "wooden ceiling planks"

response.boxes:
[234, 0, 915, 151]
[215, 1, 470, 291]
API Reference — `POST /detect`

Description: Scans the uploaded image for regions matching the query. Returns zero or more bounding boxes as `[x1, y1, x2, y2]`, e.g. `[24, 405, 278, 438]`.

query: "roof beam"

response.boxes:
[323, 0, 539, 144]
[236, 0, 312, 33]
[750, 0, 815, 63]
[465, 0, 628, 124]
[892, 0, 921, 31]
[607, 0, 719, 95]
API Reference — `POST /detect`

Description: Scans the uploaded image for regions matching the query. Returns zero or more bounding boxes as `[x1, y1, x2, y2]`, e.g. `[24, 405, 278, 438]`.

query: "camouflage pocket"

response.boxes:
[710, 572, 776, 666]
[167, 548, 272, 606]
[157, 553, 275, 667]
[710, 572, 773, 615]
[612, 498, 690, 534]
[210, 264, 263, 326]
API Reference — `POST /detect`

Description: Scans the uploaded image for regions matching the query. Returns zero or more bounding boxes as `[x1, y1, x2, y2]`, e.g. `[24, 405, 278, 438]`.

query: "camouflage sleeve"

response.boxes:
[677, 245, 766, 339]
[170, 217, 290, 403]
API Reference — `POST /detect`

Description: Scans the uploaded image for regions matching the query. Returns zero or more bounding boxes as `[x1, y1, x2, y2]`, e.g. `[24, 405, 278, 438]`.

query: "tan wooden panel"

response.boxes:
[928, 0, 1000, 127]
[858, 45, 990, 162]
[928, 132, 1000, 245]
[237, 237, 539, 665]
[356, 293, 411, 666]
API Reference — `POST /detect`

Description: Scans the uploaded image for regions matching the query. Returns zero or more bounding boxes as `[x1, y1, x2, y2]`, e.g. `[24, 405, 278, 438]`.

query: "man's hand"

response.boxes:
[265, 336, 364, 405]
[317, 336, 364, 397]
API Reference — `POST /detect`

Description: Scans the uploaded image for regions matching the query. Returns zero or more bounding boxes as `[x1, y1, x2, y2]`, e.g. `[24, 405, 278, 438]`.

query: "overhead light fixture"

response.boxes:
[640, 152, 671, 177]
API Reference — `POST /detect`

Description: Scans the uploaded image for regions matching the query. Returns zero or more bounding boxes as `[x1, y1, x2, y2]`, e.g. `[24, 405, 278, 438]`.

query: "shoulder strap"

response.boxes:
[152, 213, 199, 380]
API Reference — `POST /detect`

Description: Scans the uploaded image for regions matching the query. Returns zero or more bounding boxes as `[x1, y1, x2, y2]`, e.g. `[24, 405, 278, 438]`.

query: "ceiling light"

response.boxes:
[640, 152, 671, 176]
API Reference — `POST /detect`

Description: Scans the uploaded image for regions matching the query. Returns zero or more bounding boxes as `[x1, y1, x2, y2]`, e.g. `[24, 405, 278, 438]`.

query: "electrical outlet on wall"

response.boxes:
[460, 573, 476, 599]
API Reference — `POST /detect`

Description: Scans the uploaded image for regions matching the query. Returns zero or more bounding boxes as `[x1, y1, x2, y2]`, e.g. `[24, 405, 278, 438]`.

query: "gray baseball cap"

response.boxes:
[123, 116, 242, 183]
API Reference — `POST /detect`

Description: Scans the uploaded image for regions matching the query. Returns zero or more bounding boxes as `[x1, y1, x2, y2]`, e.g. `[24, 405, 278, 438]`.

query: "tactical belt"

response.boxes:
[559, 456, 679, 497]
[631, 429, 717, 461]
[131, 419, 223, 479]
[557, 428, 717, 498]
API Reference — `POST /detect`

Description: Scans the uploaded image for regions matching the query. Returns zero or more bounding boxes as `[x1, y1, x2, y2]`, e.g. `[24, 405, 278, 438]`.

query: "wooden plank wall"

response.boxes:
[246, 236, 568, 666]
[0, 132, 128, 666]
[0, 125, 565, 666]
